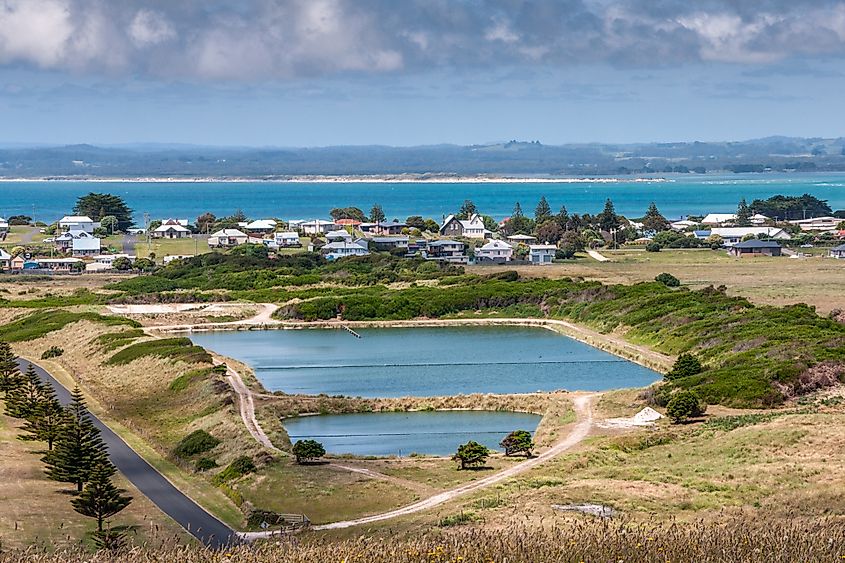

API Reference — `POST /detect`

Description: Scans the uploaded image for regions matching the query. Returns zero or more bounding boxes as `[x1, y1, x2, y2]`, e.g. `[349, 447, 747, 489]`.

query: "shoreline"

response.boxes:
[0, 175, 670, 184]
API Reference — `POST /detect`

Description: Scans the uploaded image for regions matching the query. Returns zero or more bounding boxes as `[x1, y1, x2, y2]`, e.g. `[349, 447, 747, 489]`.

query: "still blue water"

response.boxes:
[282, 410, 542, 457]
[189, 326, 659, 397]
[2, 173, 845, 222]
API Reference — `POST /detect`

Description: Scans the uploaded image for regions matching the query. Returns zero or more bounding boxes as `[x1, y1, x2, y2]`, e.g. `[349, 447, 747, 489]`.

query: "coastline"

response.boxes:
[0, 175, 671, 184]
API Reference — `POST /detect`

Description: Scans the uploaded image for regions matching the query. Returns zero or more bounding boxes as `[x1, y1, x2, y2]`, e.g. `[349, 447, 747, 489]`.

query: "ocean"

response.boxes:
[2, 173, 845, 223]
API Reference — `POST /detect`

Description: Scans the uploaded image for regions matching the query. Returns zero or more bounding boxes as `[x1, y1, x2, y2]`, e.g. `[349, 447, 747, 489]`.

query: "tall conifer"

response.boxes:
[71, 461, 132, 532]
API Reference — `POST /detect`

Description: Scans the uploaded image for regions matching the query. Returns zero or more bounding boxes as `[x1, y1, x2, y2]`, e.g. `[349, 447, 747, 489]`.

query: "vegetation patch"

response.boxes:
[94, 329, 146, 351]
[169, 366, 224, 392]
[212, 456, 257, 485]
[437, 511, 479, 527]
[0, 310, 139, 342]
[173, 430, 221, 458]
[106, 337, 212, 366]
[39, 345, 64, 359]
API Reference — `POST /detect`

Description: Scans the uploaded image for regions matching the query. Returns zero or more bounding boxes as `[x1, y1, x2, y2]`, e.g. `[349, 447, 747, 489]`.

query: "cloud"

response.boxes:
[1, 0, 845, 80]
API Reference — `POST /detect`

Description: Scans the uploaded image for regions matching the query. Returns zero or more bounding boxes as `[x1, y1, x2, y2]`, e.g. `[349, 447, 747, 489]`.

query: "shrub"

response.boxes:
[500, 430, 534, 457]
[173, 430, 221, 458]
[655, 272, 680, 287]
[213, 456, 256, 484]
[666, 390, 706, 423]
[666, 353, 703, 380]
[107, 337, 212, 366]
[292, 439, 326, 464]
[645, 242, 661, 252]
[453, 441, 490, 470]
[40, 346, 64, 359]
[194, 457, 218, 472]
[169, 366, 219, 392]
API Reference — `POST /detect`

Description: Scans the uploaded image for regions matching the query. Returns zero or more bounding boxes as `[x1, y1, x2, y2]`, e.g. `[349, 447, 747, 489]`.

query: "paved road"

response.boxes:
[16, 358, 237, 549]
[121, 233, 137, 254]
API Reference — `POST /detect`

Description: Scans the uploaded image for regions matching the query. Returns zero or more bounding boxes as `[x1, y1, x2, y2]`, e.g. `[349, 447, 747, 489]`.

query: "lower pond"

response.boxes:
[282, 410, 543, 457]
[189, 325, 659, 397]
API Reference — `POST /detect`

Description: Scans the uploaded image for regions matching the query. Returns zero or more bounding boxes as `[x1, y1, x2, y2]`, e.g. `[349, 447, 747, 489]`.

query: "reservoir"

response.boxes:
[282, 410, 543, 457]
[189, 325, 659, 397]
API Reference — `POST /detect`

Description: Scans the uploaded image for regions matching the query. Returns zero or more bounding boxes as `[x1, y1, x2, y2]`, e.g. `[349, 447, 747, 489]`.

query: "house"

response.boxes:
[372, 236, 409, 251]
[789, 216, 841, 232]
[300, 220, 338, 235]
[529, 244, 556, 265]
[245, 219, 277, 234]
[35, 258, 84, 271]
[406, 239, 428, 256]
[371, 222, 407, 236]
[728, 239, 783, 257]
[325, 229, 353, 242]
[439, 214, 489, 239]
[705, 227, 790, 246]
[152, 219, 191, 239]
[750, 213, 771, 226]
[55, 230, 87, 251]
[208, 229, 248, 248]
[475, 240, 513, 263]
[71, 236, 102, 257]
[830, 244, 845, 259]
[59, 215, 95, 233]
[0, 217, 9, 234]
[163, 254, 195, 265]
[10, 255, 24, 270]
[321, 240, 370, 260]
[701, 213, 736, 226]
[335, 218, 362, 228]
[506, 234, 538, 244]
[274, 232, 301, 247]
[426, 240, 467, 263]
[93, 253, 134, 266]
[670, 220, 699, 231]
[85, 262, 113, 273]
[0, 248, 10, 269]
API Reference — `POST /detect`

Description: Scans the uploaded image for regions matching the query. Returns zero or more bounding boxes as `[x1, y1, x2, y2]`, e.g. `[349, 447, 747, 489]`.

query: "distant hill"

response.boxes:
[1, 137, 845, 178]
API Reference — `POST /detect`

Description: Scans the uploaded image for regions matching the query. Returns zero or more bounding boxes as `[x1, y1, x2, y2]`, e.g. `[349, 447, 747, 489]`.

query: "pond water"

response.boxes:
[282, 410, 543, 457]
[189, 325, 659, 397]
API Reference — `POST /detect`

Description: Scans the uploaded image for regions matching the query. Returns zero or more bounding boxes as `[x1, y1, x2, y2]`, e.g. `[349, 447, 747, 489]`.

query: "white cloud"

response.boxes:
[129, 9, 175, 48]
[0, 0, 73, 67]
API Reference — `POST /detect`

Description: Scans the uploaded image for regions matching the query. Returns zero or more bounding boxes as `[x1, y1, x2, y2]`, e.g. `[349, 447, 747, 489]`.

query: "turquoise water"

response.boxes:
[282, 410, 542, 457]
[189, 326, 659, 397]
[3, 173, 845, 222]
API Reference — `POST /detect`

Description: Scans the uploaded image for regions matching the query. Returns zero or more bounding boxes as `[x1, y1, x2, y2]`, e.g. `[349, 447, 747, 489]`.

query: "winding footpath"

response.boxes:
[17, 358, 238, 549]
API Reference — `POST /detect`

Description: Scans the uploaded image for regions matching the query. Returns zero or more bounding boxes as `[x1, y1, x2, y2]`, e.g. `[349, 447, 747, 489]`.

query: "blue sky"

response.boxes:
[2, 0, 845, 146]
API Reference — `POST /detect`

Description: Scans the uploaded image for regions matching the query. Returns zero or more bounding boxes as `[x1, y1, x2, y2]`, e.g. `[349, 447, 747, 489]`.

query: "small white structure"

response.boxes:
[163, 254, 195, 265]
[700, 213, 736, 226]
[598, 407, 664, 429]
[0, 248, 10, 269]
[152, 219, 191, 239]
[35, 258, 84, 271]
[274, 232, 301, 247]
[245, 219, 277, 234]
[475, 240, 513, 263]
[0, 217, 9, 233]
[750, 213, 771, 225]
[321, 240, 370, 260]
[704, 227, 790, 246]
[59, 215, 95, 233]
[208, 229, 248, 248]
[669, 220, 699, 231]
[300, 220, 338, 235]
[71, 236, 102, 257]
[789, 216, 841, 232]
[506, 233, 538, 244]
[93, 253, 134, 266]
[528, 244, 556, 265]
[830, 244, 845, 259]
[325, 229, 353, 242]
[440, 214, 490, 239]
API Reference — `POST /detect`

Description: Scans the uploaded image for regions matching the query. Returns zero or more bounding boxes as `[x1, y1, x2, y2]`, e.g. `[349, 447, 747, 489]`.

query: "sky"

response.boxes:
[2, 0, 845, 146]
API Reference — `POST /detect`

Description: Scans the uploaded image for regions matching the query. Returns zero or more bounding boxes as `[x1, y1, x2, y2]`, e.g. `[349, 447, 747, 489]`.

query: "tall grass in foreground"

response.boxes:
[3, 516, 844, 562]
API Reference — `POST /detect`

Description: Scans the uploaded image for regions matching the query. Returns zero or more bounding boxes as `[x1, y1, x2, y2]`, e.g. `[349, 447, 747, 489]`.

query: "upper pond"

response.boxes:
[189, 326, 659, 397]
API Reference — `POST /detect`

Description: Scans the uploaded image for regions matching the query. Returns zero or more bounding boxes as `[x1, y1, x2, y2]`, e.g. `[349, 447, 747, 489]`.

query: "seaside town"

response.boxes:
[1, 192, 844, 274]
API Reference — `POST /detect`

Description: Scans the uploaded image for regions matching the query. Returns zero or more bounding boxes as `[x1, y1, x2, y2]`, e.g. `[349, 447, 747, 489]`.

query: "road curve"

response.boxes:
[17, 358, 238, 549]
[241, 394, 595, 539]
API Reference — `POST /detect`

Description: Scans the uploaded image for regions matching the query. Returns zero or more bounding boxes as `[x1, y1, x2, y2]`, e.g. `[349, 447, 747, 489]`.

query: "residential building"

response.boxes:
[335, 218, 362, 228]
[10, 255, 24, 270]
[152, 219, 191, 239]
[274, 232, 301, 247]
[300, 220, 338, 235]
[371, 221, 407, 236]
[0, 248, 10, 269]
[670, 220, 699, 231]
[506, 234, 538, 244]
[372, 236, 409, 251]
[0, 217, 8, 234]
[245, 219, 278, 234]
[321, 240, 370, 260]
[728, 239, 783, 257]
[475, 240, 513, 263]
[700, 227, 790, 246]
[326, 229, 353, 242]
[830, 244, 845, 259]
[439, 214, 489, 239]
[93, 254, 134, 266]
[71, 236, 102, 257]
[33, 258, 84, 271]
[701, 213, 736, 226]
[58, 215, 95, 233]
[426, 240, 467, 263]
[528, 244, 556, 265]
[789, 216, 841, 232]
[163, 255, 195, 265]
[750, 213, 771, 225]
[208, 228, 249, 248]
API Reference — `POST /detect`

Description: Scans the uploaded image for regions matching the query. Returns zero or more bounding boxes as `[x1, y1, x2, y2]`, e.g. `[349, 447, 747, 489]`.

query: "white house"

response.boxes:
[528, 244, 556, 265]
[35, 258, 84, 271]
[163, 254, 195, 265]
[789, 216, 841, 232]
[59, 215, 95, 233]
[750, 213, 771, 225]
[325, 229, 353, 242]
[245, 219, 277, 234]
[300, 220, 338, 235]
[475, 240, 513, 263]
[704, 227, 790, 246]
[152, 219, 191, 239]
[830, 243, 845, 259]
[0, 248, 10, 269]
[55, 230, 95, 251]
[426, 240, 467, 263]
[321, 240, 370, 260]
[71, 236, 102, 257]
[440, 214, 490, 239]
[208, 229, 248, 248]
[274, 232, 301, 247]
[0, 217, 9, 234]
[670, 220, 699, 231]
[701, 213, 736, 226]
[506, 233, 538, 244]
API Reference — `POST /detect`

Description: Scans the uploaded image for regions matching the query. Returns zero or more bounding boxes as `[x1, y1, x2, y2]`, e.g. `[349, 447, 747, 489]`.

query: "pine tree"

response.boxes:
[597, 198, 621, 232]
[44, 387, 112, 492]
[513, 202, 523, 218]
[369, 204, 386, 223]
[71, 461, 132, 532]
[557, 205, 570, 230]
[736, 198, 752, 226]
[457, 200, 478, 220]
[5, 364, 44, 420]
[534, 196, 552, 223]
[19, 383, 63, 450]
[642, 202, 669, 232]
[0, 341, 20, 395]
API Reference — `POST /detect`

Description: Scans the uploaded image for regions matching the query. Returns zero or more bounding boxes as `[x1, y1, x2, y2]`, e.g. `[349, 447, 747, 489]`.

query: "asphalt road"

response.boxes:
[16, 358, 238, 549]
[121, 233, 137, 254]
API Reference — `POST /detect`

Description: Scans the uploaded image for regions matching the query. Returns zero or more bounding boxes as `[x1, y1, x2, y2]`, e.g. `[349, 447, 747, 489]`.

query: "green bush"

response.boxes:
[292, 439, 326, 464]
[645, 242, 661, 252]
[666, 390, 706, 423]
[655, 272, 680, 287]
[173, 430, 221, 458]
[40, 346, 64, 359]
[194, 457, 218, 472]
[666, 353, 703, 380]
[0, 310, 138, 342]
[107, 337, 212, 366]
[169, 366, 220, 392]
[213, 456, 256, 484]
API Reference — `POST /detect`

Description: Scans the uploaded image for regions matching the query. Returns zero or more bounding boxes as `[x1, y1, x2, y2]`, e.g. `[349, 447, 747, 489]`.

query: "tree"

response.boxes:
[556, 205, 571, 230]
[71, 461, 132, 532]
[645, 241, 661, 252]
[750, 194, 832, 221]
[5, 364, 44, 420]
[73, 193, 133, 231]
[292, 439, 326, 464]
[500, 430, 534, 457]
[503, 202, 534, 236]
[536, 220, 563, 243]
[666, 353, 703, 380]
[44, 387, 112, 492]
[369, 204, 386, 223]
[457, 200, 478, 220]
[423, 219, 440, 233]
[405, 216, 426, 229]
[452, 441, 490, 470]
[330, 207, 366, 222]
[534, 196, 552, 224]
[99, 215, 118, 234]
[19, 390, 63, 450]
[133, 258, 156, 272]
[666, 391, 706, 423]
[642, 202, 669, 232]
[196, 212, 217, 234]
[596, 198, 621, 232]
[111, 257, 133, 271]
[0, 341, 20, 395]
[655, 272, 680, 287]
[560, 230, 584, 253]
[736, 198, 752, 227]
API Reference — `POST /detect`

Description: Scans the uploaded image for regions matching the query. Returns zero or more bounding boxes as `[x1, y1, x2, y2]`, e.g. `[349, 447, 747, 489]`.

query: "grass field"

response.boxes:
[134, 236, 210, 261]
